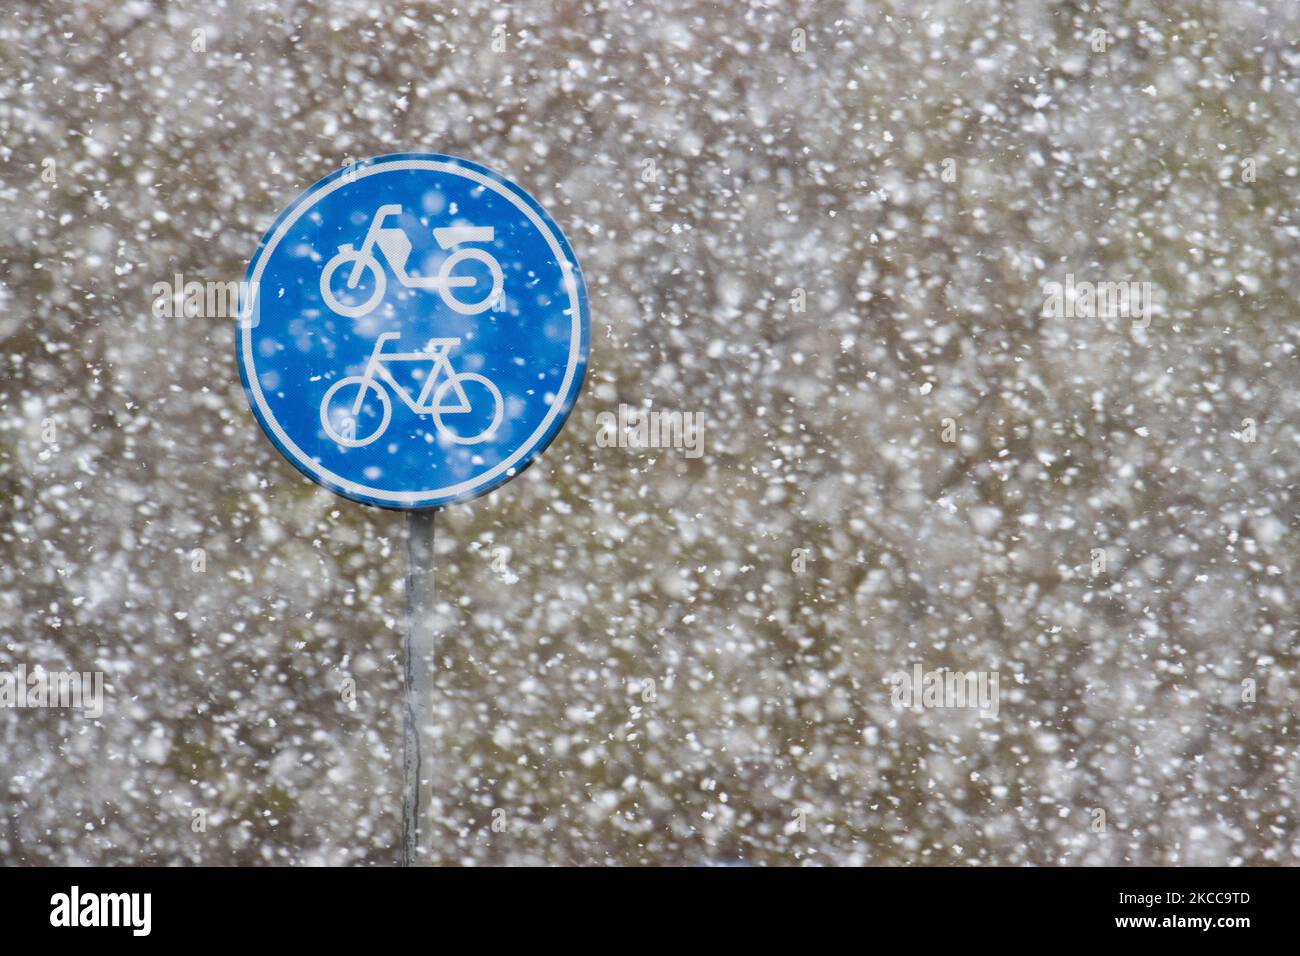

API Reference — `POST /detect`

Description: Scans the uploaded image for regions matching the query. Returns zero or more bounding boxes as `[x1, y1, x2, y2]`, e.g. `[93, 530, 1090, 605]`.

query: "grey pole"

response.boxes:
[402, 508, 437, 866]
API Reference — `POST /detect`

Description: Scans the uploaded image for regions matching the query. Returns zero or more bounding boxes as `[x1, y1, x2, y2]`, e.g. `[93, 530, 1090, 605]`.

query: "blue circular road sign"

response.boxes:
[237, 153, 590, 509]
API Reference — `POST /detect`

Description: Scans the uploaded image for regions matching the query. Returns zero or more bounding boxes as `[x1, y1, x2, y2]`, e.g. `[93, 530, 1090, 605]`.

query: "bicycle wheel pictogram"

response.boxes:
[431, 372, 504, 445]
[320, 247, 386, 318]
[320, 375, 392, 447]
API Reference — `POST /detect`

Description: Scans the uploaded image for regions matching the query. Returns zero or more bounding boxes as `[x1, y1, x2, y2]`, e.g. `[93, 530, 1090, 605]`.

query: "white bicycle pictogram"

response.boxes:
[320, 204, 504, 318]
[320, 332, 504, 447]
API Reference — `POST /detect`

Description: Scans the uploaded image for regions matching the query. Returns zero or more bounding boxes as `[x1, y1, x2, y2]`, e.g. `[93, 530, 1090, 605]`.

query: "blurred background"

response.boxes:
[1, 0, 1298, 865]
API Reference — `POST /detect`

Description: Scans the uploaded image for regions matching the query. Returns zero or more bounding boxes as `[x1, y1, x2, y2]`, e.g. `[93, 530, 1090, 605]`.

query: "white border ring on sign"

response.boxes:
[240, 158, 585, 506]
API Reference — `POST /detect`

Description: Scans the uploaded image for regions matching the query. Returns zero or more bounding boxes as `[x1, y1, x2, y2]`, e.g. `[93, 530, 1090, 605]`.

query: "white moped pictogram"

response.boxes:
[320, 204, 504, 318]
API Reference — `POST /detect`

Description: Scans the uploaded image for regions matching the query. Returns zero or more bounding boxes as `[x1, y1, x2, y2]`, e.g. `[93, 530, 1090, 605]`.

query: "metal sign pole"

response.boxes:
[402, 508, 437, 866]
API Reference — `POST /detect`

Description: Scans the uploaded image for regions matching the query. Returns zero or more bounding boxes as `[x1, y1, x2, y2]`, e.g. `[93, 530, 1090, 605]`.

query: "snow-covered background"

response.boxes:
[2, 0, 1298, 864]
